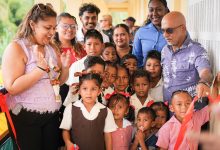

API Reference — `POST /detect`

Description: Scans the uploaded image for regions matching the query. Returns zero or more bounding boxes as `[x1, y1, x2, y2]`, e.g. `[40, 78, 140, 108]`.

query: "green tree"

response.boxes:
[0, 0, 34, 59]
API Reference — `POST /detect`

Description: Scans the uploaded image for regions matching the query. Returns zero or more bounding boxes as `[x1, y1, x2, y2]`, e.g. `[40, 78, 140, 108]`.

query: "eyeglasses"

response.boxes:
[161, 25, 183, 34]
[59, 23, 77, 30]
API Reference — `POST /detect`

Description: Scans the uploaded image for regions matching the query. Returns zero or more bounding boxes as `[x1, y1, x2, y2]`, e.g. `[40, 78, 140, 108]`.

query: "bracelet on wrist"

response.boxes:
[37, 66, 50, 73]
[198, 81, 211, 87]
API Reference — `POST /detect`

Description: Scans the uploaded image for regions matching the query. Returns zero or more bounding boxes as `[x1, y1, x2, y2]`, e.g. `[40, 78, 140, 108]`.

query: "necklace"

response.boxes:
[44, 46, 62, 102]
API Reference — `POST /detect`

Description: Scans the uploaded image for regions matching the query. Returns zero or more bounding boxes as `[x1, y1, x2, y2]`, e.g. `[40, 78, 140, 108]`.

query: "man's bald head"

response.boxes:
[161, 11, 187, 51]
[162, 11, 186, 27]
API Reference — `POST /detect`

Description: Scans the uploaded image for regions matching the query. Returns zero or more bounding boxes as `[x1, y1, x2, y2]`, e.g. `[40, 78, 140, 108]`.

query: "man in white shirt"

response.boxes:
[77, 3, 109, 43]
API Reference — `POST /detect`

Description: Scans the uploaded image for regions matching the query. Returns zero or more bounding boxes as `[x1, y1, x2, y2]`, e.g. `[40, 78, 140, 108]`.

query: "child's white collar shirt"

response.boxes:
[60, 99, 117, 132]
[149, 78, 164, 102]
[74, 100, 105, 120]
[130, 94, 154, 118]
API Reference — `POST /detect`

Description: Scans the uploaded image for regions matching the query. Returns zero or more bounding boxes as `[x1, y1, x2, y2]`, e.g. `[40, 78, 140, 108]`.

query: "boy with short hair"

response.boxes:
[156, 90, 209, 150]
[130, 69, 154, 118]
[66, 29, 104, 85]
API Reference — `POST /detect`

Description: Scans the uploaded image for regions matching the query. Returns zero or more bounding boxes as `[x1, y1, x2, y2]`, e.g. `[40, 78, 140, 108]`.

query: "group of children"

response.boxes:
[59, 27, 211, 150]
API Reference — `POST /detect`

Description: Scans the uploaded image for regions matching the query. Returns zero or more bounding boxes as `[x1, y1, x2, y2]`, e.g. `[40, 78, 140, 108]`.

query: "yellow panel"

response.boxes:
[0, 113, 9, 140]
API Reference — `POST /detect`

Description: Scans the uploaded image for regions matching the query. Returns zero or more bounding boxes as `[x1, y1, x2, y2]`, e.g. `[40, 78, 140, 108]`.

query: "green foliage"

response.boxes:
[0, 0, 34, 61]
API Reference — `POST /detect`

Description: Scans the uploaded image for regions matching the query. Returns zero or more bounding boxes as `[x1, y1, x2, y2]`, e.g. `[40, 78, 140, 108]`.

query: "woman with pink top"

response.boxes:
[2, 3, 71, 150]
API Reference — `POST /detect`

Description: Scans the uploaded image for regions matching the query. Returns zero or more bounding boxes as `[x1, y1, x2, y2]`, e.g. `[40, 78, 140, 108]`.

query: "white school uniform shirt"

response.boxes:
[149, 78, 164, 102]
[76, 27, 110, 43]
[130, 94, 154, 118]
[60, 100, 117, 133]
[65, 56, 86, 85]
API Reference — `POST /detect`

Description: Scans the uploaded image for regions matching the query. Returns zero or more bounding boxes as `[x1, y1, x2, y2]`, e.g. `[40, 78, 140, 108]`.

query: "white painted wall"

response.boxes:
[187, 0, 220, 74]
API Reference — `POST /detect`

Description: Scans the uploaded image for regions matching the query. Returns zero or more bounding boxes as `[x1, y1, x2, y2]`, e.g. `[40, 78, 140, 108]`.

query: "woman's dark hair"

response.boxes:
[53, 12, 83, 54]
[113, 24, 130, 35]
[150, 102, 169, 121]
[16, 3, 57, 39]
[107, 93, 135, 122]
[120, 54, 138, 66]
[84, 29, 103, 43]
[149, 0, 168, 9]
[56, 12, 76, 24]
[138, 107, 156, 120]
[79, 3, 100, 17]
[79, 73, 103, 88]
[84, 56, 106, 70]
[131, 69, 151, 85]
[145, 0, 170, 25]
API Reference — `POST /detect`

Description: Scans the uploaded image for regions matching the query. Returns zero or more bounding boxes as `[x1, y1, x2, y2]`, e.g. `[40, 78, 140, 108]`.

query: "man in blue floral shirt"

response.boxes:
[161, 11, 213, 102]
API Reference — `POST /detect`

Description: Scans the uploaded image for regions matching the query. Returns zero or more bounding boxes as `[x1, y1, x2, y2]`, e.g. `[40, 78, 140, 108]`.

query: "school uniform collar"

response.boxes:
[169, 115, 182, 125]
[154, 78, 163, 88]
[123, 118, 132, 128]
[116, 118, 132, 128]
[73, 99, 106, 120]
[131, 93, 154, 106]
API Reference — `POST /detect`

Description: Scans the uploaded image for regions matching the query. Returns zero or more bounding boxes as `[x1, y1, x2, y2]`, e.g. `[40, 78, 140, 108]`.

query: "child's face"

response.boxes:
[79, 80, 101, 105]
[145, 58, 161, 78]
[102, 66, 117, 88]
[124, 58, 137, 75]
[108, 98, 128, 121]
[84, 38, 103, 56]
[170, 92, 192, 122]
[102, 47, 117, 62]
[155, 110, 167, 129]
[114, 68, 129, 92]
[137, 113, 154, 131]
[133, 77, 150, 98]
[86, 64, 104, 75]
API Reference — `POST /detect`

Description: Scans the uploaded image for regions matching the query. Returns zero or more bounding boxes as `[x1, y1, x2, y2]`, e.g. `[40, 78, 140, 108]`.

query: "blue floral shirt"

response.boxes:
[161, 34, 211, 102]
